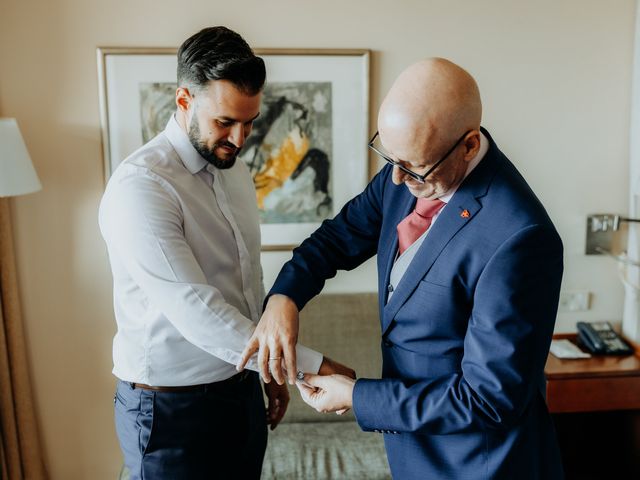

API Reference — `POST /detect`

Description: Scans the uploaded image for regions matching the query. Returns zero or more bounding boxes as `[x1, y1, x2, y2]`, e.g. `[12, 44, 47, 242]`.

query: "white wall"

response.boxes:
[0, 1, 636, 478]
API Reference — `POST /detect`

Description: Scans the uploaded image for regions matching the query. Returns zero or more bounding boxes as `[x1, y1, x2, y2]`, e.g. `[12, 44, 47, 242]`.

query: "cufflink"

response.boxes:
[296, 370, 313, 388]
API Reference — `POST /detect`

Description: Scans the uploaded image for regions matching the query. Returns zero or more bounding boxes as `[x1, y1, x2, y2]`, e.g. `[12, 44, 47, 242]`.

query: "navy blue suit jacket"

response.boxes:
[270, 129, 564, 479]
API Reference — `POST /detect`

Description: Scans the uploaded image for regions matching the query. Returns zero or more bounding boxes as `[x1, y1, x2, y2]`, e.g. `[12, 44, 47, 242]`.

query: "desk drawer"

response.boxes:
[546, 375, 640, 413]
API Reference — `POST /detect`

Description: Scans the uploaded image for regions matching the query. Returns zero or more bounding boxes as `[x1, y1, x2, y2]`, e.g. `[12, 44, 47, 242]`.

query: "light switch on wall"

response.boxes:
[558, 290, 591, 312]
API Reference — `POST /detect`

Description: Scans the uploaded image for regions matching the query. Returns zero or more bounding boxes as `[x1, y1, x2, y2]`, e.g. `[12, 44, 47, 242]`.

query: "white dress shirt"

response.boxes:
[99, 115, 323, 386]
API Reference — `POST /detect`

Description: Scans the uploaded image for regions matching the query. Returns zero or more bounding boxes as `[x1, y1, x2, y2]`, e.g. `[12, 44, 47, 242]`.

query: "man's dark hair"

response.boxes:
[177, 26, 265, 95]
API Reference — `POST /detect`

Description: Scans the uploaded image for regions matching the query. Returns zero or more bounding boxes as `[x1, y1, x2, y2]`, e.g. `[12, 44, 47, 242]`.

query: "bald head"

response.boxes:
[376, 58, 483, 199]
[379, 58, 481, 148]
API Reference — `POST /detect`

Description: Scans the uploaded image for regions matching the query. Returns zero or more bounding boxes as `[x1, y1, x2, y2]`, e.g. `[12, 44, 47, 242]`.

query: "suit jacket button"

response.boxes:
[387, 284, 394, 293]
[383, 338, 393, 347]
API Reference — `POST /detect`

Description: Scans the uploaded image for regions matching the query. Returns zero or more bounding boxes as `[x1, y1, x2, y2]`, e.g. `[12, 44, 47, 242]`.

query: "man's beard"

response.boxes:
[188, 116, 240, 170]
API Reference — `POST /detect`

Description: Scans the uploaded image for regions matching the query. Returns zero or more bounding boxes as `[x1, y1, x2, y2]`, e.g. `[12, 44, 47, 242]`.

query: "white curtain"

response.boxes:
[622, 0, 640, 342]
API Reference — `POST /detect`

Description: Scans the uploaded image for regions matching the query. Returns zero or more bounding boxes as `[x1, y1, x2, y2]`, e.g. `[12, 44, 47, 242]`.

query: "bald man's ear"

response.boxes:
[462, 130, 481, 161]
[176, 87, 193, 113]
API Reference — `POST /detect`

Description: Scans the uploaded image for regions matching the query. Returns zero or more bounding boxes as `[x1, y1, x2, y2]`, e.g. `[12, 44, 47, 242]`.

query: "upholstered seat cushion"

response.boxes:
[261, 421, 391, 480]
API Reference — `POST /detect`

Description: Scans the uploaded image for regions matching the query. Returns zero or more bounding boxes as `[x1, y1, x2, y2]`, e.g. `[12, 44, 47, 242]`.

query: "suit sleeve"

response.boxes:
[268, 166, 390, 310]
[353, 223, 563, 434]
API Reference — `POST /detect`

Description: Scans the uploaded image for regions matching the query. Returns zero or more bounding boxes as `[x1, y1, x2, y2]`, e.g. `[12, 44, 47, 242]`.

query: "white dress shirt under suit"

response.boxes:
[99, 115, 322, 386]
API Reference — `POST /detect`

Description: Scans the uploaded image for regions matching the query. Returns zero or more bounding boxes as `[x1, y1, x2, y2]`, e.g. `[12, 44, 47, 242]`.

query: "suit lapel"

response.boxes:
[381, 191, 481, 333]
[380, 129, 500, 334]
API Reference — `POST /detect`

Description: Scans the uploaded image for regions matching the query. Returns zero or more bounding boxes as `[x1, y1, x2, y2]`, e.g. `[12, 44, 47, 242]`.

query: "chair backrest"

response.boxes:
[282, 292, 382, 423]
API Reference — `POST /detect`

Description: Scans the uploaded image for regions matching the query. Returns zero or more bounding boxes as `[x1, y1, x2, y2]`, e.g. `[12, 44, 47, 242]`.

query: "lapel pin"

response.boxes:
[460, 209, 470, 218]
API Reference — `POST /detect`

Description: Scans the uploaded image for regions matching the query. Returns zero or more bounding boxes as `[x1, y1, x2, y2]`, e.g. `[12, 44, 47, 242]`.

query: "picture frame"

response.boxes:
[97, 47, 370, 250]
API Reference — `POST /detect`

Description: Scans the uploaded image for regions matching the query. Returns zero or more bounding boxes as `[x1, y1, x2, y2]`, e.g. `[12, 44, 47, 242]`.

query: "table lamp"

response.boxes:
[0, 116, 41, 322]
[0, 119, 47, 477]
[0, 118, 41, 197]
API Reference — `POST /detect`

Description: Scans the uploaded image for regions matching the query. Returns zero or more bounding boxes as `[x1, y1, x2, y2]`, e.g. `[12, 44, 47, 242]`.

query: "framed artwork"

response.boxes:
[97, 47, 370, 250]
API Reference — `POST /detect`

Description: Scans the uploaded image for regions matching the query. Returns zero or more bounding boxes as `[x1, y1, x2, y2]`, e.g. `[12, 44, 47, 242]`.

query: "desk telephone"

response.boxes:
[576, 321, 634, 355]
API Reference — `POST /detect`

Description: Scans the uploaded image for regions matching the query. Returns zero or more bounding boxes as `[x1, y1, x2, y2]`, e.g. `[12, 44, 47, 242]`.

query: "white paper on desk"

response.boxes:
[550, 339, 592, 359]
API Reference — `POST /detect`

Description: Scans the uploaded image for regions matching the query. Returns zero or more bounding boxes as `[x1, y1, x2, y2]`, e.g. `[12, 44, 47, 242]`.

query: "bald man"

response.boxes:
[239, 58, 564, 479]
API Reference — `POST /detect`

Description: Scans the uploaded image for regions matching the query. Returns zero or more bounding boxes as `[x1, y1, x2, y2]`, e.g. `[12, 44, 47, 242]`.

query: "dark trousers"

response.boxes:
[114, 372, 267, 479]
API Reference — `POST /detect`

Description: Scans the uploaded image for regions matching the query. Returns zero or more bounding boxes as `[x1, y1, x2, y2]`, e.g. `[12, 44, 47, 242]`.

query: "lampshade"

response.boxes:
[0, 118, 42, 197]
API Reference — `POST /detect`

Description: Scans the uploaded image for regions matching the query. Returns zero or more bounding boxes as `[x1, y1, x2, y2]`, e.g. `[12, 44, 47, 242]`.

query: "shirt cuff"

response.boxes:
[295, 344, 323, 374]
[238, 343, 323, 376]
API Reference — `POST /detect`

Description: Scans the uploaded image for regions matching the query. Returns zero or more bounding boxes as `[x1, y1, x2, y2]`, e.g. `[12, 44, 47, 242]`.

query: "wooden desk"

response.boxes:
[545, 334, 640, 479]
[545, 333, 640, 413]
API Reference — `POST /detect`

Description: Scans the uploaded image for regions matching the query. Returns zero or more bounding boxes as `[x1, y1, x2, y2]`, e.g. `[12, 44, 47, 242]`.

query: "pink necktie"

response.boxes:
[397, 198, 445, 255]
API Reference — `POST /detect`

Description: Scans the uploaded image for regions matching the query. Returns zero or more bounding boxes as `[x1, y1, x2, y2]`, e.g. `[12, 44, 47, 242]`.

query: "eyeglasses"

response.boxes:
[368, 130, 472, 184]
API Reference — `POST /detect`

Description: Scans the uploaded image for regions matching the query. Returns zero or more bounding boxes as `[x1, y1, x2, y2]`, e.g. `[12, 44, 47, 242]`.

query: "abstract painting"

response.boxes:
[139, 82, 175, 143]
[98, 48, 369, 249]
[240, 82, 333, 224]
[136, 81, 334, 225]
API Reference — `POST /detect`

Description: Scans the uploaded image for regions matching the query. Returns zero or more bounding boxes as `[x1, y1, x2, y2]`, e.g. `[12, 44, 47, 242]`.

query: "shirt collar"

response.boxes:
[164, 114, 209, 174]
[439, 130, 489, 204]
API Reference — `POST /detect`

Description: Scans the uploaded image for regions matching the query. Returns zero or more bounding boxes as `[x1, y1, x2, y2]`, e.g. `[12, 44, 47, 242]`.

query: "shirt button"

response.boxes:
[387, 284, 394, 293]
